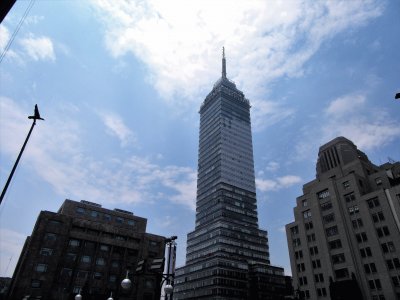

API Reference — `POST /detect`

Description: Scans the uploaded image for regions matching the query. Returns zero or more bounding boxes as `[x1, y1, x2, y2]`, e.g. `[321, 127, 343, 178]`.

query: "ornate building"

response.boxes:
[174, 49, 291, 299]
[286, 137, 400, 300]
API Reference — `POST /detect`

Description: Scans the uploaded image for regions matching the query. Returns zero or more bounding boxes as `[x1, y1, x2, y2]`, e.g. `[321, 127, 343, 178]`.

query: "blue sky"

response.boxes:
[0, 0, 399, 277]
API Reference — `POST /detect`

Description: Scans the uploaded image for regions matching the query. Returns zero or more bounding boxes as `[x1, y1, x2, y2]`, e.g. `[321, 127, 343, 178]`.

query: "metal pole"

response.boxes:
[0, 119, 36, 205]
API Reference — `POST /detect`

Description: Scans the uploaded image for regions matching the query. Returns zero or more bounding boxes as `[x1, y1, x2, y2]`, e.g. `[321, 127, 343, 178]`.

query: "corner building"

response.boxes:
[286, 137, 400, 300]
[174, 51, 290, 299]
[8, 199, 166, 300]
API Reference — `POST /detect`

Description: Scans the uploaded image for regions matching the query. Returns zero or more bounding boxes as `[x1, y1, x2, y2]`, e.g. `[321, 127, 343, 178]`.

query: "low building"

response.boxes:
[286, 136, 400, 300]
[7, 199, 166, 300]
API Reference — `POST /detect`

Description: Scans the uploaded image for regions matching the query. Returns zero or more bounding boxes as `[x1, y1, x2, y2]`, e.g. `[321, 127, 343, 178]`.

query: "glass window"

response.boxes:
[96, 258, 106, 265]
[317, 189, 330, 200]
[90, 210, 99, 218]
[320, 201, 332, 211]
[77, 270, 88, 279]
[111, 260, 119, 268]
[44, 232, 57, 241]
[69, 239, 80, 247]
[302, 199, 308, 207]
[116, 217, 124, 223]
[127, 220, 136, 226]
[103, 214, 111, 221]
[342, 181, 350, 189]
[31, 279, 41, 288]
[76, 207, 85, 214]
[367, 197, 380, 208]
[303, 210, 312, 219]
[344, 192, 356, 202]
[326, 226, 338, 237]
[66, 252, 77, 261]
[93, 272, 103, 279]
[35, 264, 47, 272]
[323, 213, 335, 224]
[81, 255, 91, 263]
[40, 248, 53, 256]
[100, 244, 110, 252]
[109, 275, 117, 282]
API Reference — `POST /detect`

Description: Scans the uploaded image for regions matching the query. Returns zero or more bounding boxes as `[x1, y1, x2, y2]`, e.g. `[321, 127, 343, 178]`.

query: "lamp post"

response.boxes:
[0, 104, 44, 205]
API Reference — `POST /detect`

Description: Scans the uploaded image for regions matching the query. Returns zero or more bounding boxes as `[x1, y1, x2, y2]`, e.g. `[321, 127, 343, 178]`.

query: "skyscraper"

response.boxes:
[174, 50, 290, 299]
[286, 137, 400, 300]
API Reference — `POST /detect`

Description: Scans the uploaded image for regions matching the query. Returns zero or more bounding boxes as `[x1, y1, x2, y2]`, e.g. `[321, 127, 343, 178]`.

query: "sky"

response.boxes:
[0, 0, 399, 278]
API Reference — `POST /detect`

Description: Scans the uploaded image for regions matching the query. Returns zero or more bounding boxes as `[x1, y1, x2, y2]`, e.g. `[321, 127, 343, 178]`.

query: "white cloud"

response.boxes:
[256, 175, 302, 192]
[98, 112, 137, 147]
[90, 0, 383, 128]
[0, 25, 10, 50]
[0, 228, 26, 277]
[19, 34, 55, 61]
[0, 97, 196, 211]
[266, 161, 280, 172]
[325, 94, 366, 117]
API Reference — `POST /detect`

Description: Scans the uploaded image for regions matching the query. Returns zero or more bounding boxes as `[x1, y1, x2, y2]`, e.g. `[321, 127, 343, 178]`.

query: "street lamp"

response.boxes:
[75, 288, 82, 300]
[121, 270, 132, 290]
[107, 292, 113, 300]
[0, 104, 44, 205]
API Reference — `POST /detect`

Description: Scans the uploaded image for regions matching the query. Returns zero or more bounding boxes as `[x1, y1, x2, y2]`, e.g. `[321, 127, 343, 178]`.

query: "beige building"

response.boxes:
[286, 137, 400, 300]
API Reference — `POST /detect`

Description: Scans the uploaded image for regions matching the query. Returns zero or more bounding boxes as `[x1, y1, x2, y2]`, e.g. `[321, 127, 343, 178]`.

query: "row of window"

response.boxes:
[75, 207, 136, 226]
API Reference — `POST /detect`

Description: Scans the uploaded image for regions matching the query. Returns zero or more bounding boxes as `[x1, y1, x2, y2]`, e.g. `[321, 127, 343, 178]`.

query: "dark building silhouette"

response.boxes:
[286, 136, 400, 300]
[7, 199, 166, 300]
[174, 49, 291, 299]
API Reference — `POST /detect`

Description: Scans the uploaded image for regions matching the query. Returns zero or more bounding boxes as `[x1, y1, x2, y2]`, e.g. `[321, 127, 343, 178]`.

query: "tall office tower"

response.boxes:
[174, 50, 291, 299]
[286, 137, 400, 300]
[7, 199, 166, 300]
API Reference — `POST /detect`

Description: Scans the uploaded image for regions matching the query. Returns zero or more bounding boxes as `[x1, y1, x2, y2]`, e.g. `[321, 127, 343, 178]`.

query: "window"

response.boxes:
[116, 217, 124, 223]
[309, 246, 318, 256]
[312, 259, 321, 269]
[115, 235, 127, 241]
[297, 263, 305, 272]
[295, 250, 303, 260]
[381, 241, 396, 253]
[335, 268, 349, 279]
[320, 201, 332, 211]
[111, 260, 119, 268]
[352, 218, 363, 229]
[66, 252, 77, 261]
[76, 207, 85, 214]
[376, 226, 390, 238]
[103, 214, 111, 221]
[372, 211, 385, 223]
[293, 238, 301, 247]
[291, 226, 299, 235]
[386, 258, 400, 270]
[77, 270, 88, 279]
[329, 239, 342, 250]
[96, 258, 105, 266]
[93, 272, 103, 279]
[73, 287, 82, 293]
[317, 288, 327, 297]
[367, 197, 380, 208]
[332, 253, 346, 264]
[35, 264, 47, 272]
[85, 241, 95, 248]
[307, 233, 316, 242]
[344, 192, 356, 202]
[360, 247, 372, 258]
[348, 205, 359, 215]
[356, 232, 368, 243]
[303, 210, 312, 219]
[392, 276, 400, 287]
[317, 189, 330, 200]
[323, 213, 335, 224]
[369, 279, 382, 290]
[343, 181, 350, 189]
[302, 199, 308, 207]
[326, 226, 338, 237]
[49, 220, 62, 225]
[127, 219, 136, 226]
[109, 275, 117, 282]
[40, 248, 53, 256]
[100, 244, 110, 252]
[81, 255, 91, 263]
[44, 232, 57, 241]
[69, 239, 80, 247]
[314, 273, 324, 283]
[31, 280, 41, 288]
[364, 263, 377, 274]
[375, 177, 383, 186]
[305, 221, 313, 230]
[299, 276, 308, 286]
[90, 210, 99, 218]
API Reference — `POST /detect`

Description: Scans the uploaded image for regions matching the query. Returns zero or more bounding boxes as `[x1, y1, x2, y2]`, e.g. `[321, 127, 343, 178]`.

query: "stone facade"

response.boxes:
[286, 136, 400, 300]
[8, 199, 166, 300]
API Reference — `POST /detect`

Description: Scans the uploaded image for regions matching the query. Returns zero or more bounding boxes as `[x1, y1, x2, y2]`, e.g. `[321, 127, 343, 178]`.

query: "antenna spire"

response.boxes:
[222, 47, 226, 78]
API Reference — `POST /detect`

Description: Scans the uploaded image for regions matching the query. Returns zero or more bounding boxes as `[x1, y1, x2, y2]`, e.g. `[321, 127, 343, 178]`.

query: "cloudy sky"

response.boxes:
[1, 0, 399, 277]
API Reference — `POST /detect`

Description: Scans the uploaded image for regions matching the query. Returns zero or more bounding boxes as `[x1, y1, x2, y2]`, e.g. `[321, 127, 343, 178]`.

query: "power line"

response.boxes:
[0, 0, 35, 64]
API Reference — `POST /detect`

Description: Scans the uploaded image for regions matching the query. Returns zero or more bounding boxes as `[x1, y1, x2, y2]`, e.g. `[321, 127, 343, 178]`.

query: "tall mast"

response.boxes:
[222, 47, 227, 78]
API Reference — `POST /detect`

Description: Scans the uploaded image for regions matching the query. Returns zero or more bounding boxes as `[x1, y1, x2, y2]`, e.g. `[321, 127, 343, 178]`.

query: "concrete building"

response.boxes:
[286, 136, 400, 300]
[174, 49, 291, 299]
[7, 199, 166, 300]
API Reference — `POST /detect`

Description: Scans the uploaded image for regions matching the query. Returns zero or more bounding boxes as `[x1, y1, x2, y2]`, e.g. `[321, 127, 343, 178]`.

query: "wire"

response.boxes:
[0, 0, 36, 64]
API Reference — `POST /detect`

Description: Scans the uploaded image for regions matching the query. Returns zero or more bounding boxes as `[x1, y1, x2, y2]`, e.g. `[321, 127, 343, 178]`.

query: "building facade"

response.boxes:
[8, 199, 166, 300]
[174, 50, 291, 299]
[286, 137, 400, 300]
